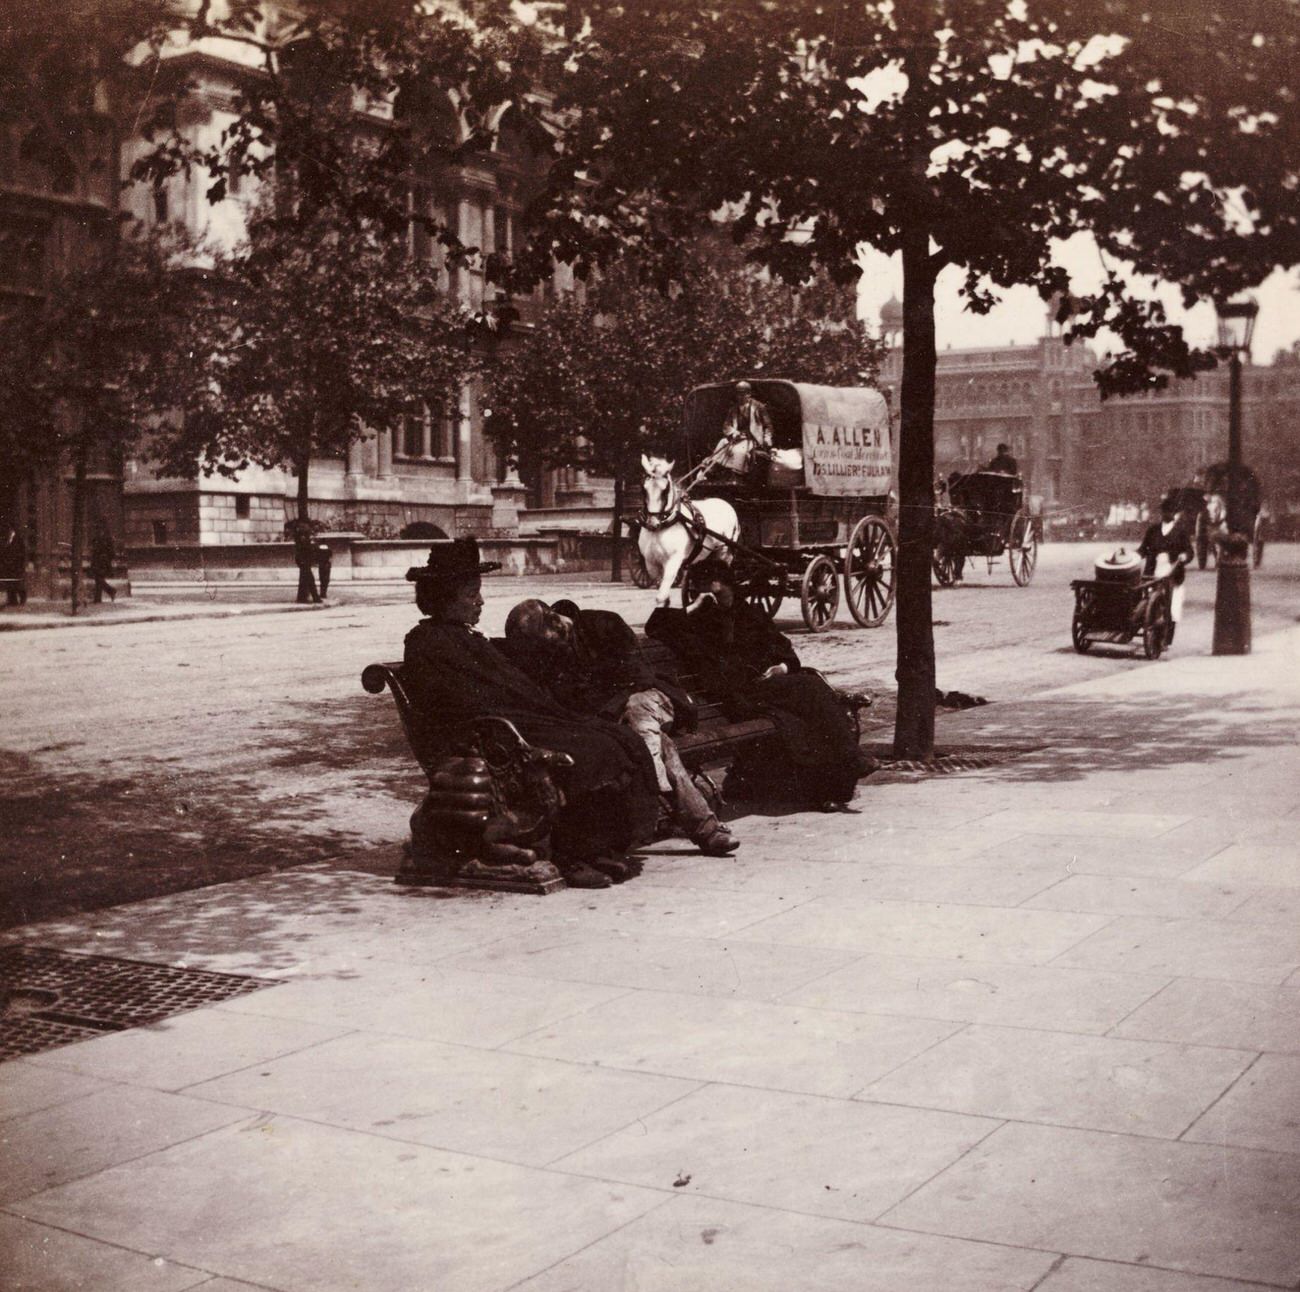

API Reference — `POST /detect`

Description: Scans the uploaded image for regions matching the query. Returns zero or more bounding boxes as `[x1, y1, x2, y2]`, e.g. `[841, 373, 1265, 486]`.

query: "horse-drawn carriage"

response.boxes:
[932, 470, 1038, 587]
[638, 381, 898, 633]
[1171, 466, 1265, 570]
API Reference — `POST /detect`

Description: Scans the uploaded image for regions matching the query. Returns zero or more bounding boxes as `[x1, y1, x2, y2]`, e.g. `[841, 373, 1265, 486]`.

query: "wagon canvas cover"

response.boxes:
[798, 385, 892, 497]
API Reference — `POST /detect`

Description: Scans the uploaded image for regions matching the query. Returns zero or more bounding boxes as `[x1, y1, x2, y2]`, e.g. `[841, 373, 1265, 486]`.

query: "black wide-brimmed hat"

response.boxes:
[406, 537, 501, 584]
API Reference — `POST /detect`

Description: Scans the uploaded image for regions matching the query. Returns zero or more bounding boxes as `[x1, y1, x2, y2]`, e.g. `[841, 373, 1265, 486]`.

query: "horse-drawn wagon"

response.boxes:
[933, 470, 1038, 587]
[637, 380, 898, 633]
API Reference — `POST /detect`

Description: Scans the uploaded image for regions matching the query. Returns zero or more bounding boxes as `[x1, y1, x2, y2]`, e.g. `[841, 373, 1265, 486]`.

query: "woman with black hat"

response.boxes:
[402, 539, 659, 886]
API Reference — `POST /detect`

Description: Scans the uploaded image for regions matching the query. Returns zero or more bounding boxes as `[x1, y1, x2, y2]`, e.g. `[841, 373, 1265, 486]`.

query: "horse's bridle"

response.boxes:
[639, 472, 684, 532]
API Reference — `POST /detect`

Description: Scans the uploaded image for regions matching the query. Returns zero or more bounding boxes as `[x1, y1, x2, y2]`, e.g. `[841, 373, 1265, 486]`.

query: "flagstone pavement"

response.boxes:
[2, 626, 1299, 1291]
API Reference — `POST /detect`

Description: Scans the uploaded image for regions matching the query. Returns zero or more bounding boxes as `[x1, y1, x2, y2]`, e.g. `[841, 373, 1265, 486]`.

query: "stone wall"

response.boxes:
[125, 532, 624, 584]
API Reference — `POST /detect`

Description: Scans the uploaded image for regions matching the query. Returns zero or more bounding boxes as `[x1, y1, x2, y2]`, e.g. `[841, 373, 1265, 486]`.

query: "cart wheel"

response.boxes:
[1194, 514, 1209, 570]
[800, 554, 840, 633]
[1071, 613, 1091, 653]
[628, 543, 654, 589]
[1007, 511, 1037, 586]
[1142, 594, 1168, 660]
[932, 549, 958, 587]
[743, 576, 784, 620]
[844, 515, 896, 627]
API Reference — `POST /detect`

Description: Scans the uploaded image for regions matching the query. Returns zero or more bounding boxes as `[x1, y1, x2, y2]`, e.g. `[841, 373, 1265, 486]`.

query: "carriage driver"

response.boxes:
[715, 380, 774, 485]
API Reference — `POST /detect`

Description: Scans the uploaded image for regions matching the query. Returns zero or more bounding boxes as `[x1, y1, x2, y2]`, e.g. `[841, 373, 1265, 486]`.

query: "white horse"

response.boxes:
[637, 453, 740, 607]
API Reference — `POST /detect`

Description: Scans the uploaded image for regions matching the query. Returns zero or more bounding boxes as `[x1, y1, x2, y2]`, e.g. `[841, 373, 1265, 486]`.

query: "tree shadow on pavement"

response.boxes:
[0, 743, 411, 931]
[931, 687, 1300, 786]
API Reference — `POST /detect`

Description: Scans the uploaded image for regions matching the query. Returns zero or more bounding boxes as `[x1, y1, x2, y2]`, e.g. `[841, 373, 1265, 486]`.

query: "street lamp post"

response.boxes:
[1211, 297, 1259, 657]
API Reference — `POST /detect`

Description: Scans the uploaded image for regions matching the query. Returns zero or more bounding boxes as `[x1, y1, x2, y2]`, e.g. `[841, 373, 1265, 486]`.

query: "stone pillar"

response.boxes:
[420, 403, 433, 459]
[456, 383, 474, 483]
[346, 439, 365, 480]
[377, 428, 394, 479]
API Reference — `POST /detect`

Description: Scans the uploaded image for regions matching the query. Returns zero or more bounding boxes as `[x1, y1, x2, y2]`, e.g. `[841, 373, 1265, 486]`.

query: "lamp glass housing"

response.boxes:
[1215, 298, 1259, 355]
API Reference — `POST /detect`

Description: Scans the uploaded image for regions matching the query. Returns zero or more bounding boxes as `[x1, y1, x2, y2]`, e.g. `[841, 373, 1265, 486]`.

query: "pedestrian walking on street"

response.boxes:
[316, 535, 332, 599]
[1, 521, 27, 606]
[89, 518, 117, 603]
[1138, 494, 1194, 643]
[291, 520, 321, 603]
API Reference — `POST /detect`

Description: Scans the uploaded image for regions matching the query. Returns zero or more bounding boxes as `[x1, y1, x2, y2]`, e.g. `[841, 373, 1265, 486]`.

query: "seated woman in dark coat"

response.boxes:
[645, 565, 863, 809]
[402, 539, 659, 887]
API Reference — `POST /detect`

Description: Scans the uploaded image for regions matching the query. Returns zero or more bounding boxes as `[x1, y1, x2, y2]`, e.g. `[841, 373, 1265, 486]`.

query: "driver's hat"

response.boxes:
[734, 380, 752, 392]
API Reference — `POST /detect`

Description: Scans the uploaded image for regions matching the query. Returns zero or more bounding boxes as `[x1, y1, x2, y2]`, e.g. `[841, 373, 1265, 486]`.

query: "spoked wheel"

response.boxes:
[741, 573, 784, 620]
[1071, 613, 1091, 653]
[628, 543, 654, 589]
[1007, 511, 1038, 586]
[800, 554, 840, 633]
[932, 549, 959, 588]
[1142, 594, 1169, 660]
[844, 515, 896, 627]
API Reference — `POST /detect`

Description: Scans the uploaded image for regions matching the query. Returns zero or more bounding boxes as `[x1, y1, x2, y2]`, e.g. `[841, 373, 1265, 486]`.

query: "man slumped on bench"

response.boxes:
[647, 563, 866, 810]
[402, 540, 659, 889]
[498, 598, 740, 857]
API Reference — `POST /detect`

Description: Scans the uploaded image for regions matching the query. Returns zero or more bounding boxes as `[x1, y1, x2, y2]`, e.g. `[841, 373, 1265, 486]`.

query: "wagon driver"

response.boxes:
[716, 380, 774, 486]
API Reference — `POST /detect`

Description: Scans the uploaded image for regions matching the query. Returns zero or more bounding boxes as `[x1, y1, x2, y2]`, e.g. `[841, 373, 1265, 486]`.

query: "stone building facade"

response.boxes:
[118, 16, 581, 553]
[878, 296, 1300, 525]
[0, 84, 126, 597]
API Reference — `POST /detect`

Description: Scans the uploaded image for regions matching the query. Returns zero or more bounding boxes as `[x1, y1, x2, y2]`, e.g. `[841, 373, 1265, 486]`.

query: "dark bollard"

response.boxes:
[1212, 532, 1252, 656]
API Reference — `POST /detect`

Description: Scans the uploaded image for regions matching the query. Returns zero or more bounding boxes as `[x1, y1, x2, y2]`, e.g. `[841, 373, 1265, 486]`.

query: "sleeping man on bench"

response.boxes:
[646, 563, 867, 811]
[498, 598, 740, 857]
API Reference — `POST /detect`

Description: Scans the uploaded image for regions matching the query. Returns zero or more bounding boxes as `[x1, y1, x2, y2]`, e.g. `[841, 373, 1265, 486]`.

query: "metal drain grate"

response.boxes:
[859, 744, 1043, 777]
[0, 945, 273, 1063]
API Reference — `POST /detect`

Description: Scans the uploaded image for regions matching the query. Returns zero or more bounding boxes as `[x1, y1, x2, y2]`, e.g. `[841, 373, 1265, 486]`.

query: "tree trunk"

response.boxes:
[610, 471, 624, 582]
[295, 453, 310, 522]
[68, 443, 89, 615]
[892, 231, 938, 759]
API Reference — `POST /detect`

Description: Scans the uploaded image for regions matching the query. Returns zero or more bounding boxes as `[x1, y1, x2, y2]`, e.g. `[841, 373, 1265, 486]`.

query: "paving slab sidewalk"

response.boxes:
[3, 627, 1299, 1291]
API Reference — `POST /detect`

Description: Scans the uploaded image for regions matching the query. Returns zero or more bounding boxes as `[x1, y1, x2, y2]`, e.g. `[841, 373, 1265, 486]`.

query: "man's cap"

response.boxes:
[735, 380, 752, 392]
[406, 537, 501, 584]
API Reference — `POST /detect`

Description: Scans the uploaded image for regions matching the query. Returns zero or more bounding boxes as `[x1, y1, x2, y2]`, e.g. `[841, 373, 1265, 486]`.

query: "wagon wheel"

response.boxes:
[800, 554, 840, 633]
[741, 573, 784, 620]
[932, 549, 959, 588]
[844, 515, 896, 627]
[1071, 613, 1091, 653]
[628, 543, 654, 589]
[1007, 511, 1038, 586]
[1194, 513, 1209, 569]
[1142, 593, 1169, 660]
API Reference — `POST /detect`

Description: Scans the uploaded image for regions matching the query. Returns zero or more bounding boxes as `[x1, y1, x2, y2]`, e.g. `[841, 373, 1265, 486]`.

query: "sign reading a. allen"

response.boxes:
[805, 420, 892, 495]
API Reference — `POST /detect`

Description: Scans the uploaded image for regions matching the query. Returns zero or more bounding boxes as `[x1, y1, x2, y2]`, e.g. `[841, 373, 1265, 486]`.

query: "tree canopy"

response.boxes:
[486, 243, 881, 491]
[157, 189, 479, 519]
